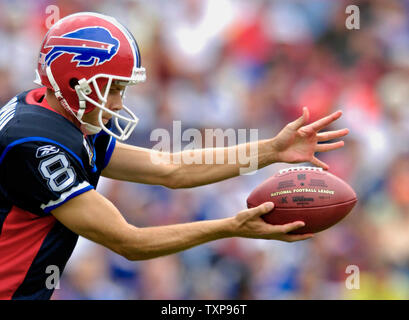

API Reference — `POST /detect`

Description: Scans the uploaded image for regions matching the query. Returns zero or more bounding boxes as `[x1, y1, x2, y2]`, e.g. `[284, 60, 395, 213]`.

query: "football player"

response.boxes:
[0, 12, 348, 299]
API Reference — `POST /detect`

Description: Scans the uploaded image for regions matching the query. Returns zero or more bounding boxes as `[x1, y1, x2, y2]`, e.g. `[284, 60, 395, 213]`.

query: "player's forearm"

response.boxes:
[119, 217, 236, 260]
[171, 139, 275, 188]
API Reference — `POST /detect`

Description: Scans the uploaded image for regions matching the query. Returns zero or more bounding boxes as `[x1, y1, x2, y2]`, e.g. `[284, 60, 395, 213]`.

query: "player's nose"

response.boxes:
[107, 90, 124, 112]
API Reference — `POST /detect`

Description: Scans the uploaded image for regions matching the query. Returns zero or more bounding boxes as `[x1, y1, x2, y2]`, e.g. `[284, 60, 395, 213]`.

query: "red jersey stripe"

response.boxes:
[25, 87, 57, 113]
[25, 87, 75, 123]
[0, 206, 55, 299]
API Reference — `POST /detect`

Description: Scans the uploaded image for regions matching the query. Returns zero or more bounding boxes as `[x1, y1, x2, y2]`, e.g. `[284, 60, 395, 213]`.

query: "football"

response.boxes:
[247, 167, 357, 234]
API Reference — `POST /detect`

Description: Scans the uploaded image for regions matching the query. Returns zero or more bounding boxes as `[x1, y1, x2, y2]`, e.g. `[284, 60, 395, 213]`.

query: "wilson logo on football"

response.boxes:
[41, 26, 119, 67]
[36, 145, 60, 158]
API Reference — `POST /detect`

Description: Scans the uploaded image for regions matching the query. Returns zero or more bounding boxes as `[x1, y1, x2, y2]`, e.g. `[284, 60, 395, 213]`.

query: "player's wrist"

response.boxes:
[263, 138, 280, 165]
[220, 217, 239, 238]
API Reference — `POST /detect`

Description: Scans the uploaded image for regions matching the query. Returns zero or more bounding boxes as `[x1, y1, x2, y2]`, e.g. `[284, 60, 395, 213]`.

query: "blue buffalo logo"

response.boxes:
[42, 27, 119, 67]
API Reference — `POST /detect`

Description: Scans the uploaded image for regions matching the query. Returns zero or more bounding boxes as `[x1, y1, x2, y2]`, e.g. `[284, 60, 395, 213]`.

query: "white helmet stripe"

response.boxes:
[67, 12, 140, 69]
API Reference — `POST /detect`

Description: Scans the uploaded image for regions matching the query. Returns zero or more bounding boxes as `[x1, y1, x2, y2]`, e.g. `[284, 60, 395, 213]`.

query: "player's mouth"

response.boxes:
[102, 117, 111, 124]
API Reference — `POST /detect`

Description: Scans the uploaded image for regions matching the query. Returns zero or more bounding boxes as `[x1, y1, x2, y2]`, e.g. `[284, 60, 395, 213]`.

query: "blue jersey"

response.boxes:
[0, 87, 116, 299]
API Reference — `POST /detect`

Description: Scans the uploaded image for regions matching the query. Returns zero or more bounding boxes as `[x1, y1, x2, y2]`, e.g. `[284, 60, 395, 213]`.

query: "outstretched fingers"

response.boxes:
[305, 110, 343, 132]
[313, 128, 348, 169]
[310, 156, 329, 170]
[288, 107, 310, 130]
[317, 128, 349, 142]
[315, 141, 345, 152]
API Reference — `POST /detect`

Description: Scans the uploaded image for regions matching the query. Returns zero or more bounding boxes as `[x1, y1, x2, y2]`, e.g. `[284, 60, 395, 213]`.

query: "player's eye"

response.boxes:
[109, 88, 122, 94]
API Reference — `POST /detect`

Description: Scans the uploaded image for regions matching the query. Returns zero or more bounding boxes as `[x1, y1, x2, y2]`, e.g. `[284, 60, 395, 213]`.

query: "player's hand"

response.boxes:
[271, 107, 349, 170]
[232, 202, 314, 242]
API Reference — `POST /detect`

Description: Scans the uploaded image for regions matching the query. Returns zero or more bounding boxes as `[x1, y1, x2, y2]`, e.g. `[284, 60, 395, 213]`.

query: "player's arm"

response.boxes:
[51, 190, 312, 260]
[101, 138, 276, 188]
[101, 141, 179, 188]
[102, 108, 348, 188]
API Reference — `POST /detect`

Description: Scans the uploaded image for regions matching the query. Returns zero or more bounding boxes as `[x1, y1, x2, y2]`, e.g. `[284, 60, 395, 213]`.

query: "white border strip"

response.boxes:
[40, 181, 91, 210]
[0, 97, 17, 131]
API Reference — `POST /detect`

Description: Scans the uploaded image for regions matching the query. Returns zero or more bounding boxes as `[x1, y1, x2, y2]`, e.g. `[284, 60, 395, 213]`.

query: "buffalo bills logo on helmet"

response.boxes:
[43, 27, 120, 67]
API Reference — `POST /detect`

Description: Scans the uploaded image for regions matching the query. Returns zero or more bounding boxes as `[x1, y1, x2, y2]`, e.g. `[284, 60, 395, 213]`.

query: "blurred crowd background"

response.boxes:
[1, 0, 409, 299]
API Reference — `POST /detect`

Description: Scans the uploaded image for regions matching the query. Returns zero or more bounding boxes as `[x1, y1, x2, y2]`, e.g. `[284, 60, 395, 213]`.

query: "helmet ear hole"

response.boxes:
[69, 78, 79, 91]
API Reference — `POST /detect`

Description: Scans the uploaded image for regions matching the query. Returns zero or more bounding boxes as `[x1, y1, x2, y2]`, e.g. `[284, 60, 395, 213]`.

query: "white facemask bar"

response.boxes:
[75, 70, 145, 140]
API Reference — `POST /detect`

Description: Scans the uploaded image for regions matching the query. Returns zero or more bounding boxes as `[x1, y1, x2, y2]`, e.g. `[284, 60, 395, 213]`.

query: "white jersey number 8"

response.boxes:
[39, 154, 76, 192]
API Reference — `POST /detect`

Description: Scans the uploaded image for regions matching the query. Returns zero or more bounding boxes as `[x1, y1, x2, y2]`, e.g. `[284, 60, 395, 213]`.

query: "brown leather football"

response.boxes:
[247, 167, 357, 234]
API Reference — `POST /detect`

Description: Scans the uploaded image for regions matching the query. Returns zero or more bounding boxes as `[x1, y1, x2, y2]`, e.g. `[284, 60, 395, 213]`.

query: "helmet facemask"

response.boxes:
[73, 67, 146, 140]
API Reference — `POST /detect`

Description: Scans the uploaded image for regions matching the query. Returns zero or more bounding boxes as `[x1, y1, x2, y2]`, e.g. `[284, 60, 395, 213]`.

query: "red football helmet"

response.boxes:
[35, 12, 146, 140]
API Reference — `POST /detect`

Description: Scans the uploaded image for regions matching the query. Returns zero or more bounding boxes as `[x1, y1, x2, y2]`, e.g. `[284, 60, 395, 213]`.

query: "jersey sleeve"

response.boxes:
[1, 141, 94, 215]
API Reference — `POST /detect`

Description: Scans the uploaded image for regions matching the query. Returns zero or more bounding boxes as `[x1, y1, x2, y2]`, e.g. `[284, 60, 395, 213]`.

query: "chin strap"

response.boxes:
[80, 123, 102, 135]
[46, 66, 102, 135]
[76, 79, 102, 135]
